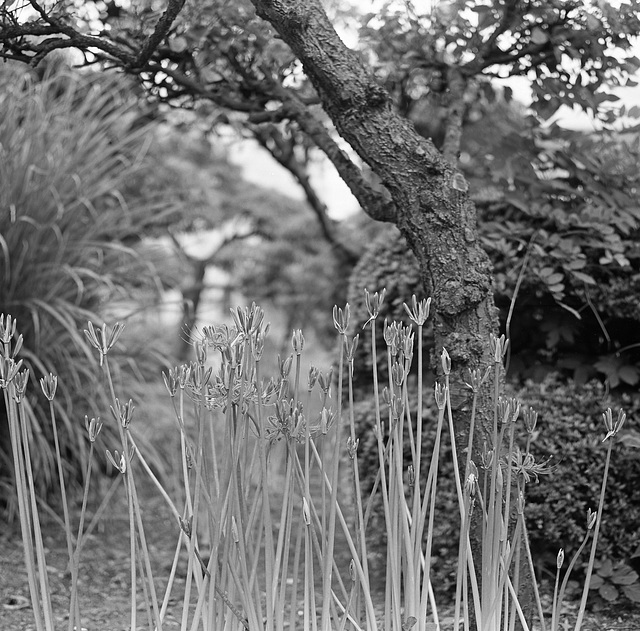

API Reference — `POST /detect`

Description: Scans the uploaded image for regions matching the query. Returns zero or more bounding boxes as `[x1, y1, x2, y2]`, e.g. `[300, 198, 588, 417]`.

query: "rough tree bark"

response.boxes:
[247, 5, 529, 627]
[250, 0, 498, 442]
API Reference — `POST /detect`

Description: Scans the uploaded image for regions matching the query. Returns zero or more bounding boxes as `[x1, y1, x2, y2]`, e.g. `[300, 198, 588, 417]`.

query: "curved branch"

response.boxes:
[251, 124, 360, 264]
[134, 0, 186, 69]
[250, 0, 447, 215]
[269, 88, 398, 222]
[476, 0, 522, 66]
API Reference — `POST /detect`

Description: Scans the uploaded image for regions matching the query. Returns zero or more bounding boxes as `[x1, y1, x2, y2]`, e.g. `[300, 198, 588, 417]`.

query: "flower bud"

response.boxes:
[12, 368, 29, 402]
[291, 329, 304, 354]
[391, 361, 405, 387]
[403, 295, 431, 326]
[332, 304, 350, 335]
[307, 366, 319, 391]
[364, 288, 386, 328]
[434, 383, 447, 410]
[84, 416, 103, 443]
[586, 508, 597, 530]
[302, 497, 311, 526]
[441, 348, 451, 375]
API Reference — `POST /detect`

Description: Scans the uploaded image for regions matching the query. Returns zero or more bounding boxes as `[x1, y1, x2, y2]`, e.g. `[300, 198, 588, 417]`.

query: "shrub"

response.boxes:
[0, 63, 175, 511]
[354, 373, 640, 597]
[517, 375, 640, 566]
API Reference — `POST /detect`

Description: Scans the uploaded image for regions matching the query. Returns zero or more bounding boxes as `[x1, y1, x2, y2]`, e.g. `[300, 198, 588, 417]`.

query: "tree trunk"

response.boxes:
[251, 1, 504, 627]
[178, 258, 208, 361]
[251, 0, 498, 453]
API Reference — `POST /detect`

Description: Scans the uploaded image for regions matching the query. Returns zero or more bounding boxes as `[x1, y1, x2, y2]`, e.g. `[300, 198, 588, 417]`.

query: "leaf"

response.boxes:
[531, 26, 549, 45]
[618, 366, 640, 386]
[611, 565, 639, 586]
[590, 574, 605, 589]
[545, 272, 564, 285]
[619, 430, 640, 449]
[599, 558, 614, 577]
[599, 583, 619, 602]
[623, 583, 640, 603]
[505, 194, 530, 213]
[565, 258, 587, 270]
[570, 270, 596, 285]
[169, 36, 189, 53]
[585, 14, 603, 31]
[595, 92, 621, 104]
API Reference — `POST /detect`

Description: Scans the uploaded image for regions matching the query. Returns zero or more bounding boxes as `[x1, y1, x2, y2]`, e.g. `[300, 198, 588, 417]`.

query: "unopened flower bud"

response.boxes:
[344, 334, 359, 362]
[346, 436, 359, 459]
[363, 288, 386, 328]
[84, 416, 103, 443]
[12, 368, 29, 402]
[586, 508, 597, 530]
[163, 367, 179, 397]
[391, 361, 405, 387]
[307, 366, 319, 391]
[435, 382, 447, 410]
[332, 304, 350, 335]
[291, 329, 304, 354]
[441, 348, 451, 375]
[302, 497, 311, 526]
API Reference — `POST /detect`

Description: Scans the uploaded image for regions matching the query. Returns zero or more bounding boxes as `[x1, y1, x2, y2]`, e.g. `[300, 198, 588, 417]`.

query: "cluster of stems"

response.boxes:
[0, 297, 621, 631]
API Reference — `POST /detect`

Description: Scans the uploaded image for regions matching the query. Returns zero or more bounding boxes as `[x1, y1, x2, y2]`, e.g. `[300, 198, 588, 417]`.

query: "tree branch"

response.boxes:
[476, 0, 522, 66]
[251, 124, 360, 264]
[441, 67, 467, 165]
[266, 87, 398, 222]
[250, 0, 447, 215]
[0, 3, 138, 67]
[134, 0, 186, 69]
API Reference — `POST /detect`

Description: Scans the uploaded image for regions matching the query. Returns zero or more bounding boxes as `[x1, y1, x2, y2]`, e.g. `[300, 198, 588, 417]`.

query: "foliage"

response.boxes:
[0, 63, 175, 511]
[357, 0, 640, 126]
[587, 559, 640, 605]
[483, 125, 640, 385]
[516, 375, 640, 565]
[347, 227, 431, 393]
[353, 372, 640, 598]
[347, 115, 640, 390]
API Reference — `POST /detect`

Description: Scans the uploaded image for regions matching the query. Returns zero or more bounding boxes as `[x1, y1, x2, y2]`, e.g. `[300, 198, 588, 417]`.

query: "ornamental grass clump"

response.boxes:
[1, 290, 625, 631]
[0, 62, 176, 511]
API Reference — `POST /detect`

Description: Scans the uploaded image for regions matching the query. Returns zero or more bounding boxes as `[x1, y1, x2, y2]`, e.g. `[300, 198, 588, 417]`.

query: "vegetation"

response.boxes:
[353, 375, 640, 605]
[1, 2, 640, 628]
[0, 63, 175, 510]
[1, 298, 631, 631]
[3, 2, 639, 481]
